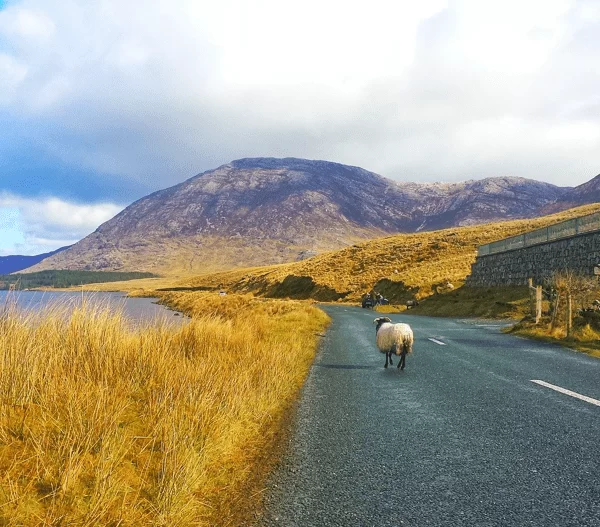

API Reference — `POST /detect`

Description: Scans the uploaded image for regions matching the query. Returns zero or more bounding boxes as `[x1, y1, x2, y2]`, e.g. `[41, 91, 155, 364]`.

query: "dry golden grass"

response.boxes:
[0, 293, 329, 526]
[407, 286, 531, 319]
[510, 323, 600, 358]
[172, 203, 600, 304]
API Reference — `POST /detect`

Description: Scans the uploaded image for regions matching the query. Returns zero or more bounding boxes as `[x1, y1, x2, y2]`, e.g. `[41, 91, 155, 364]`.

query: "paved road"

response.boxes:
[259, 305, 600, 527]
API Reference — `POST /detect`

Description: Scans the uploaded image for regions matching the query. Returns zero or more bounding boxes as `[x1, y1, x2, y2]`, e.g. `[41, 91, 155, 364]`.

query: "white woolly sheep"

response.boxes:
[373, 317, 414, 370]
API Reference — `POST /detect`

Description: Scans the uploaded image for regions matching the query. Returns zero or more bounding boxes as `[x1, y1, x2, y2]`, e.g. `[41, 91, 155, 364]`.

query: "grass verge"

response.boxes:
[0, 293, 329, 525]
[508, 319, 600, 359]
[405, 285, 530, 319]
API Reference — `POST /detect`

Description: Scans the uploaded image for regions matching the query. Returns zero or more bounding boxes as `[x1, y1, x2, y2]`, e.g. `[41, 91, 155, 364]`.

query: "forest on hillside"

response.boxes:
[0, 270, 157, 290]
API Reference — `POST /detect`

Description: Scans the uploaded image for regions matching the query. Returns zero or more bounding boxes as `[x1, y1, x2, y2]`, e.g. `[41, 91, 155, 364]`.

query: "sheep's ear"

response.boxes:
[383, 317, 392, 322]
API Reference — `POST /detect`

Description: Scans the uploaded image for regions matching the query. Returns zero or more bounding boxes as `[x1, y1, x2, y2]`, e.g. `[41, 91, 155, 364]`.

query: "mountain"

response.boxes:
[0, 246, 71, 274]
[24, 158, 571, 275]
[538, 174, 600, 214]
[396, 176, 567, 230]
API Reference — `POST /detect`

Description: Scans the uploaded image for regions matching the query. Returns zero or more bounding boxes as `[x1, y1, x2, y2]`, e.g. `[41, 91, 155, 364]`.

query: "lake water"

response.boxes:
[0, 291, 185, 326]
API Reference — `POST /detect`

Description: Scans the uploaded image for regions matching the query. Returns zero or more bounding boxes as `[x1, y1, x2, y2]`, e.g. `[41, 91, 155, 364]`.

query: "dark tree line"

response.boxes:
[0, 270, 157, 290]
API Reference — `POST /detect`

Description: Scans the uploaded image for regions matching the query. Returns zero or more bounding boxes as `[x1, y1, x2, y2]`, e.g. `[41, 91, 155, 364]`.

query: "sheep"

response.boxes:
[373, 317, 414, 370]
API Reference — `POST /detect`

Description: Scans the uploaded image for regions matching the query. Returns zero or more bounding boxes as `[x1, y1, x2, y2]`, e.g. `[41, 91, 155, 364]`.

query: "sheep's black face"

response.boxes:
[373, 317, 391, 333]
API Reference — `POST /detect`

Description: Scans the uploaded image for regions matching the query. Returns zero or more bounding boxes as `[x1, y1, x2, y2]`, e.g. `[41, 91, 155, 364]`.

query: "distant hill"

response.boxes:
[167, 203, 600, 304]
[0, 246, 71, 274]
[24, 158, 574, 275]
[410, 176, 568, 230]
[539, 174, 600, 214]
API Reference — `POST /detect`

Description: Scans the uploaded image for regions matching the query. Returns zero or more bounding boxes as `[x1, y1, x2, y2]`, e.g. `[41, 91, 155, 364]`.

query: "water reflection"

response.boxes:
[0, 291, 185, 327]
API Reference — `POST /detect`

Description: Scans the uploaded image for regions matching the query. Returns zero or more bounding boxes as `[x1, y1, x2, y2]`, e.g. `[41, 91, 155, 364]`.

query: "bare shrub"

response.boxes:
[547, 271, 600, 338]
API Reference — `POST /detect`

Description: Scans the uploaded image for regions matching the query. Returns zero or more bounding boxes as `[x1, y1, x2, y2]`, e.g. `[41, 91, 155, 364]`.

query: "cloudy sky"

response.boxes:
[1, 0, 599, 255]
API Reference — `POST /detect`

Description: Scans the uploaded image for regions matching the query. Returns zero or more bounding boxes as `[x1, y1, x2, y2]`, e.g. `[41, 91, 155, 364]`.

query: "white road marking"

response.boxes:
[531, 380, 600, 407]
[428, 338, 447, 346]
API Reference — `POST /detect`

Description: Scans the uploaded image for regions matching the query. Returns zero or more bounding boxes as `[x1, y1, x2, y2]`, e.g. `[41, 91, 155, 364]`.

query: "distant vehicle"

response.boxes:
[373, 292, 389, 306]
[362, 293, 389, 308]
[219, 290, 227, 296]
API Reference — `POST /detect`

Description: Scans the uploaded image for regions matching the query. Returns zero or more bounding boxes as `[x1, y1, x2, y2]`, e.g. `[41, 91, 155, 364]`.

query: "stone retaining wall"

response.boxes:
[466, 231, 600, 286]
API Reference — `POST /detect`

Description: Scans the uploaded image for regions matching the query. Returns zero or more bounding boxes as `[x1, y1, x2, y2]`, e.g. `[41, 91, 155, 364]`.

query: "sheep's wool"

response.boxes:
[376, 322, 414, 355]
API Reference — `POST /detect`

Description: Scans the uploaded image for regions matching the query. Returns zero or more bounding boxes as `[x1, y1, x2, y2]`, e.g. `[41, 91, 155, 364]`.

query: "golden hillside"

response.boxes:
[166, 203, 600, 303]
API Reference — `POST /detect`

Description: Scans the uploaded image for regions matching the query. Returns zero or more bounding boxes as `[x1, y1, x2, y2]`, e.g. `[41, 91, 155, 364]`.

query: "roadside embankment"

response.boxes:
[402, 285, 530, 319]
[508, 320, 600, 358]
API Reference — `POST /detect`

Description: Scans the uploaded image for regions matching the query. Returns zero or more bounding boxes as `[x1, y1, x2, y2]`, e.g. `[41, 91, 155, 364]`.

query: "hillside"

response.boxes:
[166, 203, 600, 304]
[25, 158, 569, 275]
[0, 246, 70, 274]
[540, 173, 600, 214]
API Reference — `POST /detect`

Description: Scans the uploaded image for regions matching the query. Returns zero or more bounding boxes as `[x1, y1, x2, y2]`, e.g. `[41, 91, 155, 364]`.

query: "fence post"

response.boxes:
[528, 279, 543, 324]
[528, 278, 535, 318]
[566, 293, 573, 337]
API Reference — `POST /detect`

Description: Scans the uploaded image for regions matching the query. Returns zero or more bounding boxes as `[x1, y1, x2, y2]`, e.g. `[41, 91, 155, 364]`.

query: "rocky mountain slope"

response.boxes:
[539, 173, 600, 214]
[25, 158, 576, 274]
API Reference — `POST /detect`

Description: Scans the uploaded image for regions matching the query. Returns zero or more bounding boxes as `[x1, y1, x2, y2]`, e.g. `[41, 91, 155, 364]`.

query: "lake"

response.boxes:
[0, 291, 185, 326]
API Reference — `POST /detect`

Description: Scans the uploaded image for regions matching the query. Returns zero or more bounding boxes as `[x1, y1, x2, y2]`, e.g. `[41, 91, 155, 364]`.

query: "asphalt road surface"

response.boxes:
[259, 305, 600, 527]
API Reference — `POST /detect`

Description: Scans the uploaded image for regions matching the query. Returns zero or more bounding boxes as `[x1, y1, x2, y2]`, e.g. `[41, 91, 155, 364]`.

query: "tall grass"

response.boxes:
[0, 294, 329, 525]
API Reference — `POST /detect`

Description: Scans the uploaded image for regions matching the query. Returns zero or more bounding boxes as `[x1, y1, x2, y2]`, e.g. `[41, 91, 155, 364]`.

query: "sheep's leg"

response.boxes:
[398, 347, 407, 370]
[385, 351, 390, 368]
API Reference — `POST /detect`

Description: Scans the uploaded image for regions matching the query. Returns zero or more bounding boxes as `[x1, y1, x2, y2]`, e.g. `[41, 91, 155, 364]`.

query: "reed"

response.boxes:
[0, 293, 329, 525]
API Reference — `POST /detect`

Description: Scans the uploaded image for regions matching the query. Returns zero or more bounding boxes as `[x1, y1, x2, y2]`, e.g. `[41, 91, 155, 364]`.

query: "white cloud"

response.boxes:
[0, 6, 55, 39]
[0, 53, 27, 102]
[216, 0, 446, 88]
[0, 0, 599, 195]
[0, 193, 124, 255]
